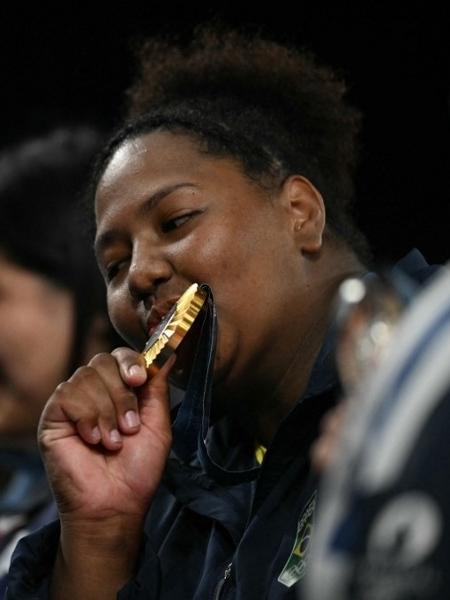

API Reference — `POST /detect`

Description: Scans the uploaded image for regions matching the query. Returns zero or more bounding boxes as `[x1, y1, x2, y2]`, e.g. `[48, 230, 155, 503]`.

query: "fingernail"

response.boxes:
[128, 365, 146, 378]
[110, 429, 122, 444]
[92, 426, 101, 442]
[125, 410, 140, 428]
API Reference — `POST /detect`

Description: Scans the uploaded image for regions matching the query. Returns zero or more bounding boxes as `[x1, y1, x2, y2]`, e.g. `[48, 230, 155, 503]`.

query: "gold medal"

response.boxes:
[142, 283, 207, 375]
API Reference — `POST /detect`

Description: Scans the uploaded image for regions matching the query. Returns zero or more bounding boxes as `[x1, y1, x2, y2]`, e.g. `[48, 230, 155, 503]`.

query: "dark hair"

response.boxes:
[0, 127, 118, 369]
[93, 27, 370, 261]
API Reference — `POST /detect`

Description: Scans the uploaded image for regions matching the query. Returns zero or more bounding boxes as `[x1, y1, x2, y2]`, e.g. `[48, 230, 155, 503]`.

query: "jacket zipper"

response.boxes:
[212, 562, 232, 600]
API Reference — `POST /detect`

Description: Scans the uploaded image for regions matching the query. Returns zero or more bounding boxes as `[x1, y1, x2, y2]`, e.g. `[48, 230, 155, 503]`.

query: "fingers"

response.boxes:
[138, 354, 176, 438]
[51, 364, 127, 451]
[41, 349, 176, 453]
[111, 347, 148, 388]
[109, 348, 176, 437]
[89, 352, 142, 436]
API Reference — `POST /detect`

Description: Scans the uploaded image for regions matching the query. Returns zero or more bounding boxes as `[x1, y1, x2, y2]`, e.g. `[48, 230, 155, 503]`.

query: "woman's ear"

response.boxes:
[281, 175, 326, 253]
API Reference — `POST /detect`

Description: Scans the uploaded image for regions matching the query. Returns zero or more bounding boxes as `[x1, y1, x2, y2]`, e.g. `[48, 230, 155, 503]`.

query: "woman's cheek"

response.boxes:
[107, 289, 143, 350]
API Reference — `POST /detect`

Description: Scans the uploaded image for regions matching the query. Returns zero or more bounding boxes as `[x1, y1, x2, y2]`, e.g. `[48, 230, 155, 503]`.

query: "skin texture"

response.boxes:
[0, 254, 74, 443]
[40, 131, 364, 599]
[95, 132, 345, 436]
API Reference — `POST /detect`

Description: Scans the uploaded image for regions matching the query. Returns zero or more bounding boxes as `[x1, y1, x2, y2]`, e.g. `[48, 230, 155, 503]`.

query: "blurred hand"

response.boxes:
[310, 403, 347, 474]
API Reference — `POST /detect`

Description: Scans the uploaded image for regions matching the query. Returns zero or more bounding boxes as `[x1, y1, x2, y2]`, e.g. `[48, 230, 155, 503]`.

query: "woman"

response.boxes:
[0, 127, 119, 595]
[6, 30, 434, 599]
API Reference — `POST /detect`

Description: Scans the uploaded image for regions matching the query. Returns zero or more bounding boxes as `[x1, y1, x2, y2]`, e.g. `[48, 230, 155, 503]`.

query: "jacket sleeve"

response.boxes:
[5, 519, 162, 600]
[117, 537, 162, 600]
[5, 520, 60, 599]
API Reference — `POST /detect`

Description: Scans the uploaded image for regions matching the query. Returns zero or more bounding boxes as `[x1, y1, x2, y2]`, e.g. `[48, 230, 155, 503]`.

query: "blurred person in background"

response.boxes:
[306, 261, 450, 600]
[0, 127, 120, 595]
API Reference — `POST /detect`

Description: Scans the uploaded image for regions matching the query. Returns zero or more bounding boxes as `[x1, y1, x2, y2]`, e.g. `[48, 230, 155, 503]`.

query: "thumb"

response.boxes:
[137, 354, 177, 437]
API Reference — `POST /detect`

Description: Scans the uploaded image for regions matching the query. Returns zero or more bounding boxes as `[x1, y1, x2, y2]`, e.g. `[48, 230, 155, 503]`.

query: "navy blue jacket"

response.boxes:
[6, 250, 437, 600]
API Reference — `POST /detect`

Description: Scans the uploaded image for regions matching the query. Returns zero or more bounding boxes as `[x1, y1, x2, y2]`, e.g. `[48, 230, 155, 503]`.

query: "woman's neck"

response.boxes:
[218, 245, 366, 445]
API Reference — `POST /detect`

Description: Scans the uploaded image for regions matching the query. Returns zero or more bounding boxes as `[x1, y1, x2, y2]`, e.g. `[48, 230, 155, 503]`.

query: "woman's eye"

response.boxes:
[161, 212, 197, 233]
[105, 259, 128, 282]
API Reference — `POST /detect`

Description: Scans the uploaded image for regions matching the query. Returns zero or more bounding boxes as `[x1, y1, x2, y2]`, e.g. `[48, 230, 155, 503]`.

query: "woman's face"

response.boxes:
[95, 131, 307, 393]
[0, 255, 74, 439]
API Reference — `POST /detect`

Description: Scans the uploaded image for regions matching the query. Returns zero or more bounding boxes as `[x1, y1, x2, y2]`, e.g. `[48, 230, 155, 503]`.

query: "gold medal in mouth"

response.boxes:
[142, 283, 207, 376]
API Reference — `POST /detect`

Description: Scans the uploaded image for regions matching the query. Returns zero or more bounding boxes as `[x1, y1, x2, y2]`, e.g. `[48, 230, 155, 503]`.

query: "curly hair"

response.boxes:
[94, 27, 370, 261]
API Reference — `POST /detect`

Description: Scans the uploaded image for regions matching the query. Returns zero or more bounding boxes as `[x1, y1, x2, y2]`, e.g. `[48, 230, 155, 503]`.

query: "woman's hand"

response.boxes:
[38, 348, 175, 599]
[39, 347, 174, 523]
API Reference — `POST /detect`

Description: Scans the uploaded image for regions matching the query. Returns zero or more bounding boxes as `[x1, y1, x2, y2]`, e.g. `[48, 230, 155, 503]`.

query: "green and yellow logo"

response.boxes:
[278, 492, 316, 588]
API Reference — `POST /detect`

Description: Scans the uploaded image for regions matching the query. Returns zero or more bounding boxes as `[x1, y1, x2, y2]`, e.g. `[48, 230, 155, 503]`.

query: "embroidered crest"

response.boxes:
[278, 491, 317, 588]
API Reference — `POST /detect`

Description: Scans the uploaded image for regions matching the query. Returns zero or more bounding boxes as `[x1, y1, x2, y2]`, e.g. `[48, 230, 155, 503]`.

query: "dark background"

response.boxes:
[1, 2, 449, 266]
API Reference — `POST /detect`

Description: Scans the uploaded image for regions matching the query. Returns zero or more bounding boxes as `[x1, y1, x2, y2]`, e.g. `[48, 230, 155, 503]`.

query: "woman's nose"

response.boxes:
[127, 243, 172, 301]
